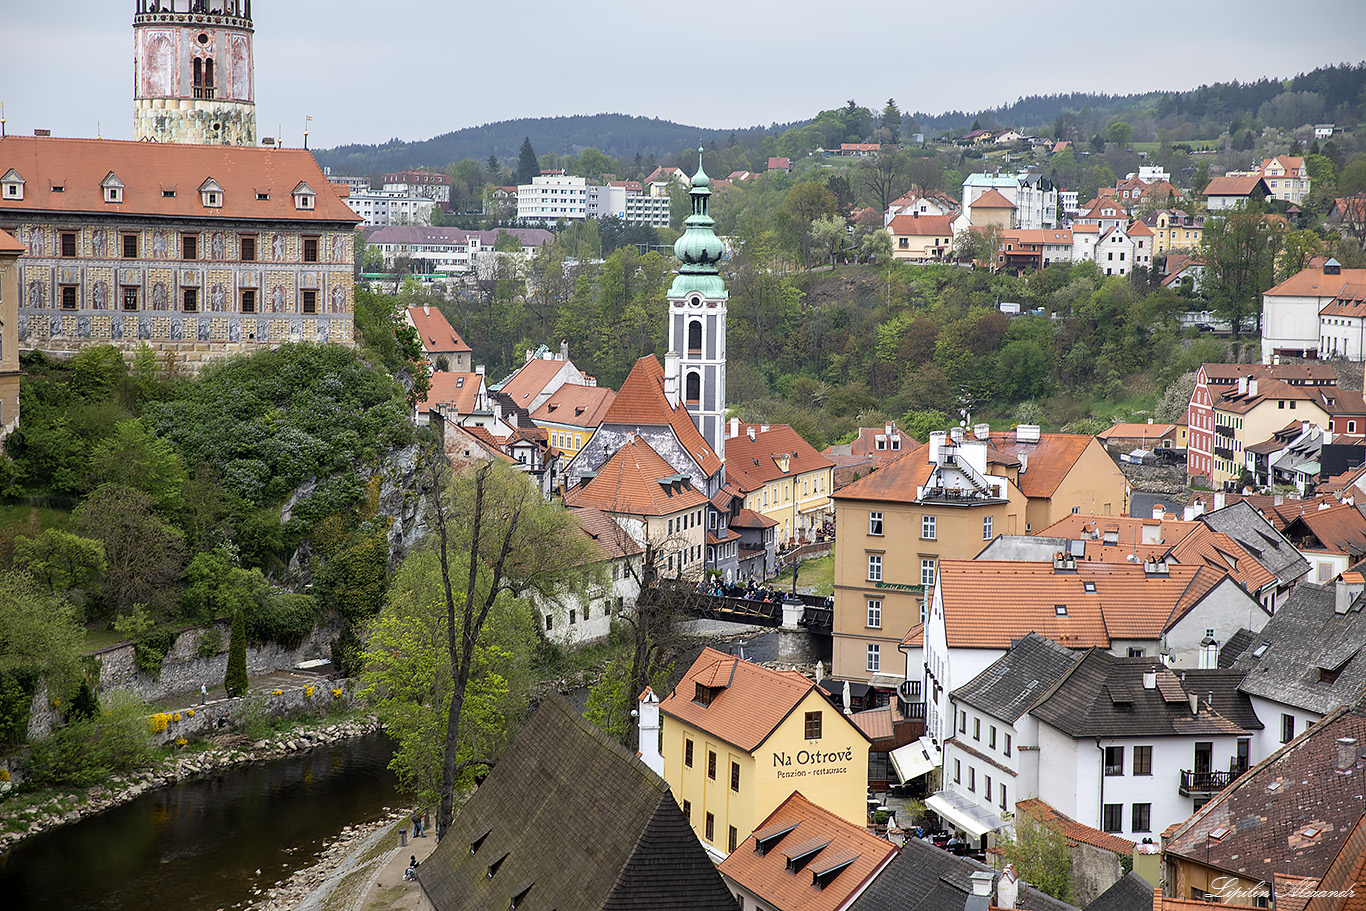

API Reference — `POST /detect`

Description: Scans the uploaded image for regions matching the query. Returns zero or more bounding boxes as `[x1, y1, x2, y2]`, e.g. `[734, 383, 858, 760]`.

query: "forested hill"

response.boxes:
[313, 113, 798, 177]
[914, 62, 1366, 134]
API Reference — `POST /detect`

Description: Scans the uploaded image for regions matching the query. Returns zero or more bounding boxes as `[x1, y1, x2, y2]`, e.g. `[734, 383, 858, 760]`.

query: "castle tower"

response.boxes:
[133, 0, 256, 146]
[668, 149, 727, 463]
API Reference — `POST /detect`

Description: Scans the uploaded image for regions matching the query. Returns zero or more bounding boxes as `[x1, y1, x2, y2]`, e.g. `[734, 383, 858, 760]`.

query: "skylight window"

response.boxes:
[1209, 826, 1231, 840]
[1084, 581, 1097, 593]
[1302, 826, 1321, 838]
[1253, 643, 1269, 658]
[1055, 605, 1068, 616]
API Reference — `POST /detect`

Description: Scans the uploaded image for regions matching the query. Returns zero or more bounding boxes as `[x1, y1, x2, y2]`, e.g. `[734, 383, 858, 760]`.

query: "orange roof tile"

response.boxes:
[718, 792, 897, 911]
[725, 423, 833, 493]
[887, 213, 958, 236]
[563, 436, 711, 517]
[1096, 422, 1177, 440]
[406, 307, 470, 354]
[987, 430, 1094, 499]
[569, 505, 643, 561]
[0, 135, 359, 224]
[830, 447, 935, 505]
[1015, 799, 1136, 854]
[499, 358, 577, 407]
[1205, 174, 1269, 197]
[660, 647, 843, 753]
[601, 356, 722, 477]
[971, 188, 1016, 209]
[418, 371, 482, 415]
[530, 384, 617, 429]
[0, 229, 24, 254]
[1266, 265, 1366, 300]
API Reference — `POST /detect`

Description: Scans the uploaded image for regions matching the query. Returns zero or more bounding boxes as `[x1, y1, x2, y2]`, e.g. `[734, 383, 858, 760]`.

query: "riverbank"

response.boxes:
[0, 714, 382, 853]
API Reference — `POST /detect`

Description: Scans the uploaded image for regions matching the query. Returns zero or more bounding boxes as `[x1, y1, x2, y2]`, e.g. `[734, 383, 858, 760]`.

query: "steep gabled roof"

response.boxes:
[1204, 174, 1270, 198]
[846, 838, 1078, 911]
[724, 423, 833, 492]
[531, 384, 617, 429]
[0, 229, 24, 254]
[986, 430, 1096, 499]
[971, 188, 1017, 209]
[600, 356, 722, 477]
[569, 506, 643, 562]
[1282, 503, 1366, 557]
[563, 436, 710, 517]
[659, 647, 856, 753]
[951, 632, 1081, 724]
[887, 213, 958, 236]
[419, 371, 482, 415]
[718, 792, 897, 911]
[1029, 652, 1249, 739]
[1014, 799, 1137, 855]
[1085, 872, 1154, 911]
[407, 307, 471, 355]
[499, 358, 579, 408]
[417, 694, 737, 911]
[1199, 500, 1312, 584]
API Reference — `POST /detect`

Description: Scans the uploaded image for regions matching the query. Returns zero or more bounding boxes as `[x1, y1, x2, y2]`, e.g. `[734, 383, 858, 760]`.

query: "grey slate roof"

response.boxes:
[847, 839, 1079, 911]
[951, 632, 1082, 723]
[1218, 627, 1256, 668]
[1200, 500, 1311, 585]
[416, 694, 736, 911]
[1180, 668, 1264, 731]
[1233, 581, 1366, 714]
[1029, 652, 1250, 738]
[1083, 872, 1153, 911]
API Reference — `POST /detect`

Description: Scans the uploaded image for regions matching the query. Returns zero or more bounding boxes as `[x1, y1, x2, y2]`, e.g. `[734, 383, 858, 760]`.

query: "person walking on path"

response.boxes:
[411, 809, 423, 837]
[201, 683, 208, 705]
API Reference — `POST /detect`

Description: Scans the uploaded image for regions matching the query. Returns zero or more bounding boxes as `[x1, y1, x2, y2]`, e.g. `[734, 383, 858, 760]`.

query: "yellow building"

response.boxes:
[529, 383, 616, 461]
[646, 647, 870, 862]
[1142, 210, 1204, 255]
[724, 420, 836, 546]
[0, 230, 22, 434]
[829, 426, 1128, 684]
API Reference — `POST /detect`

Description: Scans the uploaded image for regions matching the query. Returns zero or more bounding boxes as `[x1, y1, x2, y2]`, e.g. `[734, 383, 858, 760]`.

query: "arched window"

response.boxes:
[687, 320, 703, 356]
[193, 57, 203, 95]
[685, 372, 701, 404]
[204, 58, 215, 92]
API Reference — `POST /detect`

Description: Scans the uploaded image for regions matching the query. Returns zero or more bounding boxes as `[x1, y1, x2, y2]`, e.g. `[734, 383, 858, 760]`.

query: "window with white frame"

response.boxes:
[869, 511, 883, 535]
[868, 554, 882, 581]
[983, 515, 993, 540]
[866, 644, 880, 672]
[922, 515, 936, 539]
[867, 599, 881, 628]
[920, 559, 935, 588]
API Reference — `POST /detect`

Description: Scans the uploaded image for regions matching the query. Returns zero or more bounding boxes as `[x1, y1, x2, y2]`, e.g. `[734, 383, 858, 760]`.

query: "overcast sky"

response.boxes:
[3, 0, 1364, 151]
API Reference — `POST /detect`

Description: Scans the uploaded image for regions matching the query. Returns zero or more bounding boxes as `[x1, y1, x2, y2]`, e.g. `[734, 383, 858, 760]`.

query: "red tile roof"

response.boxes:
[887, 213, 958, 236]
[731, 508, 779, 529]
[406, 306, 471, 355]
[601, 356, 722, 477]
[1204, 174, 1269, 198]
[569, 506, 643, 561]
[530, 384, 617, 429]
[660, 647, 835, 753]
[970, 188, 1016, 209]
[0, 229, 23, 253]
[724, 423, 833, 492]
[418, 371, 482, 415]
[1015, 799, 1136, 854]
[499, 358, 578, 408]
[1265, 265, 1366, 300]
[563, 435, 710, 517]
[987, 430, 1096, 499]
[718, 792, 897, 911]
[0, 135, 359, 223]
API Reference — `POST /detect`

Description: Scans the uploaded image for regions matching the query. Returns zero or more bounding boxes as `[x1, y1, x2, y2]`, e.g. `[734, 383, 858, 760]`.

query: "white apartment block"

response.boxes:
[345, 190, 435, 227]
[518, 174, 589, 221]
[962, 173, 1059, 230]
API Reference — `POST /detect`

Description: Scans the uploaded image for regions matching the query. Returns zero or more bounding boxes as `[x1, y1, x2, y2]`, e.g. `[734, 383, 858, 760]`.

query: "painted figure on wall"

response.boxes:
[212, 232, 226, 261]
[152, 281, 169, 310]
[330, 286, 346, 313]
[26, 280, 44, 308]
[25, 227, 44, 258]
[92, 281, 109, 310]
[271, 284, 286, 313]
[210, 283, 227, 311]
[272, 233, 286, 262]
[92, 228, 108, 259]
[152, 231, 168, 259]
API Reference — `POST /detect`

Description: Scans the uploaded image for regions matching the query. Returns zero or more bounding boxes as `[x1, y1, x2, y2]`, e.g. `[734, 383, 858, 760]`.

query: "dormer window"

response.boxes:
[101, 171, 125, 204]
[199, 178, 223, 209]
[1, 169, 24, 200]
[293, 181, 316, 211]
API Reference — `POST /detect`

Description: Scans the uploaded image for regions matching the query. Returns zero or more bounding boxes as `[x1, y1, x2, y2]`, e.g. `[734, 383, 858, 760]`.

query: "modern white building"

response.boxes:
[1263, 259, 1366, 363]
[363, 225, 553, 274]
[962, 173, 1058, 230]
[382, 169, 452, 204]
[345, 189, 435, 227]
[517, 174, 588, 222]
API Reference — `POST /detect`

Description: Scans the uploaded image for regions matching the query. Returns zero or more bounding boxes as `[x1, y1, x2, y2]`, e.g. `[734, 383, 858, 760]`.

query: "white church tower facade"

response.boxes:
[667, 150, 727, 463]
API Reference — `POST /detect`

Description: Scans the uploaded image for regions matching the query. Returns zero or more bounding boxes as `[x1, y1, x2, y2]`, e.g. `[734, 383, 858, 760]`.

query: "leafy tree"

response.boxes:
[1106, 120, 1133, 147]
[901, 409, 948, 442]
[1340, 157, 1366, 196]
[74, 485, 187, 619]
[515, 137, 539, 186]
[998, 815, 1073, 902]
[414, 458, 597, 837]
[809, 215, 847, 264]
[1200, 206, 1285, 336]
[11, 529, 106, 602]
[225, 608, 248, 697]
[0, 572, 85, 700]
[859, 149, 910, 214]
[86, 419, 187, 513]
[879, 98, 902, 140]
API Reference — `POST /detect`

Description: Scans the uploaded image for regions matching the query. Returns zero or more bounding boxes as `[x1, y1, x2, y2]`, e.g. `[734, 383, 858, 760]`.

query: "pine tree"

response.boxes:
[516, 137, 539, 186]
[225, 609, 248, 697]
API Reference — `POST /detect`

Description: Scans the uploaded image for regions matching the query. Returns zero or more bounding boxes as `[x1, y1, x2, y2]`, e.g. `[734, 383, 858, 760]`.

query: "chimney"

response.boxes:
[974, 423, 991, 440]
[475, 364, 485, 376]
[1336, 737, 1357, 772]
[525, 348, 534, 364]
[1189, 692, 1199, 714]
[1144, 557, 1169, 576]
[636, 688, 664, 776]
[560, 339, 569, 361]
[663, 351, 680, 406]
[423, 304, 430, 316]
[728, 416, 739, 439]
[747, 426, 755, 441]
[1248, 378, 1258, 397]
[929, 431, 947, 464]
[966, 870, 995, 911]
[760, 424, 769, 433]
[1143, 670, 1157, 689]
[885, 422, 893, 436]
[1019, 452, 1029, 473]
[1274, 492, 1284, 506]
[1238, 376, 1248, 395]
[950, 427, 964, 443]
[1153, 504, 1165, 520]
[1213, 491, 1226, 511]
[1335, 575, 1364, 614]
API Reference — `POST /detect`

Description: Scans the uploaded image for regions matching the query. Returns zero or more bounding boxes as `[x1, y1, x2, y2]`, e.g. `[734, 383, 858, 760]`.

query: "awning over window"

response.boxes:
[926, 790, 1005, 839]
[890, 736, 940, 782]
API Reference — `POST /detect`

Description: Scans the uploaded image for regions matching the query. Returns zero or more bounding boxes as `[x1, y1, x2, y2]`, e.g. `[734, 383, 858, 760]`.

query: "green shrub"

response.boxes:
[196, 627, 224, 658]
[224, 610, 248, 697]
[0, 670, 37, 749]
[26, 691, 155, 787]
[245, 593, 319, 650]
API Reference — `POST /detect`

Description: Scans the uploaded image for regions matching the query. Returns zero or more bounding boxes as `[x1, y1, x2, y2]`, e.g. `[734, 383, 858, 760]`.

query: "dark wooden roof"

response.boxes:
[417, 694, 736, 911]
[847, 839, 1078, 911]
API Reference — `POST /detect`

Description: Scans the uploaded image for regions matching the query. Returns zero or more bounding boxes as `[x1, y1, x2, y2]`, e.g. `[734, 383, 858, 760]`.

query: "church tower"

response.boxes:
[133, 0, 257, 146]
[667, 150, 728, 463]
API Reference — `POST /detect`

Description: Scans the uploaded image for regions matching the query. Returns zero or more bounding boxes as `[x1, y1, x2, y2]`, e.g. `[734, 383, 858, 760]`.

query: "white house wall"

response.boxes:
[1163, 579, 1269, 667]
[1261, 293, 1329, 362]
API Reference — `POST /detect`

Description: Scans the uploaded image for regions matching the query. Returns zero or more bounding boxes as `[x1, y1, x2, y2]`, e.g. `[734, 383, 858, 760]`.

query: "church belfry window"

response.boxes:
[685, 372, 701, 404]
[688, 320, 703, 356]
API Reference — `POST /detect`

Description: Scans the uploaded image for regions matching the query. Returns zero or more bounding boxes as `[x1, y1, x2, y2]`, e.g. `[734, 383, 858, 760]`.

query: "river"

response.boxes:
[0, 733, 399, 911]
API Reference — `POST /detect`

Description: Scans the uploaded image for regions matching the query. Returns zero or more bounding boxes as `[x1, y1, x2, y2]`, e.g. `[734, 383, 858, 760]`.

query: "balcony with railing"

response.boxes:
[1179, 764, 1246, 798]
[897, 680, 926, 720]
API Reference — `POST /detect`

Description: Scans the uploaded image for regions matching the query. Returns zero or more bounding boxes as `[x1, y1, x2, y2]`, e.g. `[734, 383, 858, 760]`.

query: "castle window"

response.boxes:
[303, 237, 320, 263]
[183, 288, 198, 312]
[122, 233, 139, 258]
[241, 289, 256, 313]
[240, 236, 256, 262]
[685, 372, 700, 405]
[60, 286, 77, 310]
[60, 232, 77, 258]
[122, 287, 139, 311]
[182, 234, 198, 260]
[302, 290, 317, 314]
[105, 187, 123, 204]
[688, 320, 702, 356]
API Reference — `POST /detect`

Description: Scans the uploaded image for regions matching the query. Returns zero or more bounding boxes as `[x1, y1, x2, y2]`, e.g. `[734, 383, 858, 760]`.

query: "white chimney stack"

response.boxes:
[1336, 737, 1357, 772]
[1143, 670, 1157, 689]
[728, 416, 740, 439]
[637, 687, 663, 776]
[1153, 504, 1165, 520]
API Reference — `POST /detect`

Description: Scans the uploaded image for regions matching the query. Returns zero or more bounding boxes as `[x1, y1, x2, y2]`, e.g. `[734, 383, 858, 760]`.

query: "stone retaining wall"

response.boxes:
[147, 680, 355, 747]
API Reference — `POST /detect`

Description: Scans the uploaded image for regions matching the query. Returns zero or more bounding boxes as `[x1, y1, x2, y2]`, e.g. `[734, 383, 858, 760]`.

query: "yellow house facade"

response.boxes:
[650, 648, 870, 861]
[725, 421, 836, 546]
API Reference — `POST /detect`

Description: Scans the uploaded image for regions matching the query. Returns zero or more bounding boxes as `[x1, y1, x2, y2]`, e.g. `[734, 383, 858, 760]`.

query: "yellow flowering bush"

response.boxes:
[332, 688, 343, 698]
[175, 737, 187, 747]
[305, 685, 315, 699]
[271, 689, 283, 696]
[187, 709, 194, 717]
[149, 713, 172, 734]
[173, 713, 181, 722]
[0, 769, 10, 782]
